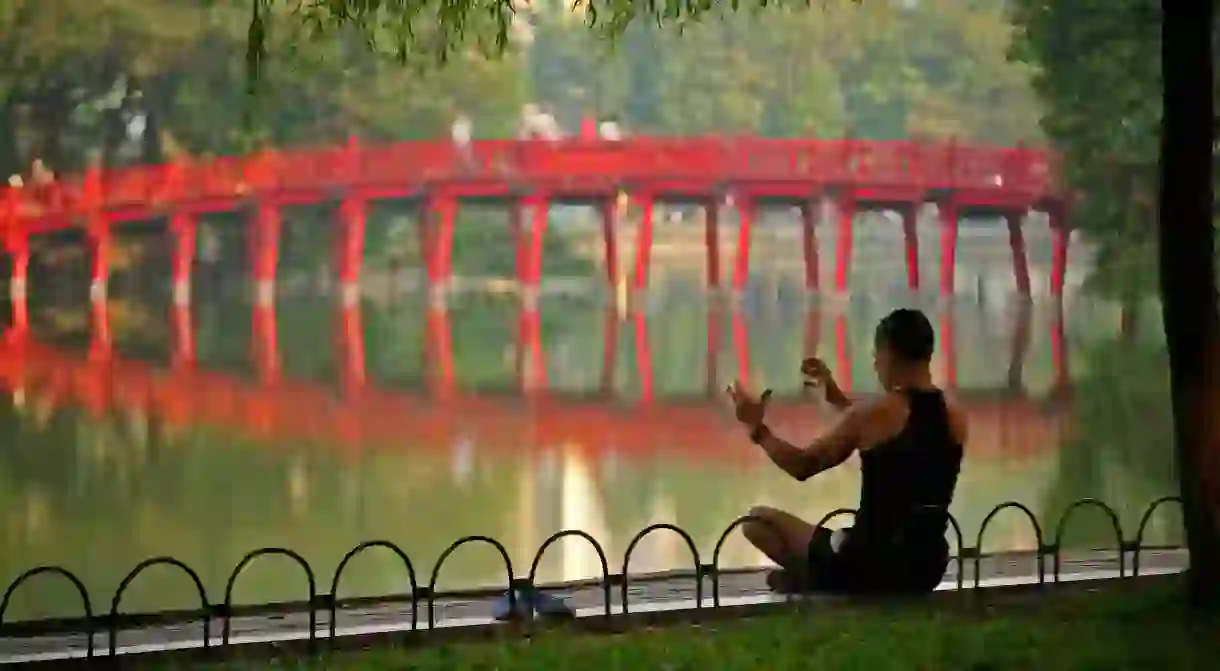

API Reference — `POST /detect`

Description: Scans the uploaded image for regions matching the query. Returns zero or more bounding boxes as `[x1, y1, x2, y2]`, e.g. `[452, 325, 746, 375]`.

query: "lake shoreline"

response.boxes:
[0, 548, 1189, 663]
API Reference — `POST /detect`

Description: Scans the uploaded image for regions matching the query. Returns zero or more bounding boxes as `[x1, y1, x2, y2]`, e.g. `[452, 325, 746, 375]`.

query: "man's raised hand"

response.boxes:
[801, 357, 852, 410]
[726, 379, 772, 428]
[801, 356, 834, 388]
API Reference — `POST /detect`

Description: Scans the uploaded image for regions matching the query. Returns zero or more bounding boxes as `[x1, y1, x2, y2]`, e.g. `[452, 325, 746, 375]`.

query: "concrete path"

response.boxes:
[0, 549, 1188, 664]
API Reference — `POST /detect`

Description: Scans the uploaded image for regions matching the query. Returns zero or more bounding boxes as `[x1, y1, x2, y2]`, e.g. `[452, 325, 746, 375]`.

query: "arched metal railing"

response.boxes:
[0, 496, 1187, 662]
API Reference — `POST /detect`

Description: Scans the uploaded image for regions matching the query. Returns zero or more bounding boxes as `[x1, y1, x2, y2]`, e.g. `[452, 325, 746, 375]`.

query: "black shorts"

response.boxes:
[804, 527, 948, 595]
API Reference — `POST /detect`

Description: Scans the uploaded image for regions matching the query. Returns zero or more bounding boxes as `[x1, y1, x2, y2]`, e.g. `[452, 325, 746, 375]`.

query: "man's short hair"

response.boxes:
[875, 308, 935, 362]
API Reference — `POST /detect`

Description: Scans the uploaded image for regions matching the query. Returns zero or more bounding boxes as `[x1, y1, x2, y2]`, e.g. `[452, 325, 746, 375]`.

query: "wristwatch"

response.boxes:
[749, 423, 771, 445]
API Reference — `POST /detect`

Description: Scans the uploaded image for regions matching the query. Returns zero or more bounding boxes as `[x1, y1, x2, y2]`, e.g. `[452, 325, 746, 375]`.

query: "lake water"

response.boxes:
[0, 211, 1184, 622]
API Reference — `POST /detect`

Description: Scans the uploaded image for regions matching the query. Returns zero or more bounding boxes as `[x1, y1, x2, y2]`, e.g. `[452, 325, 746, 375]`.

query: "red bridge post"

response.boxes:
[89, 293, 111, 362]
[9, 239, 28, 335]
[517, 296, 545, 397]
[731, 301, 749, 385]
[938, 199, 959, 298]
[339, 301, 365, 396]
[1007, 299, 1032, 391]
[706, 298, 722, 396]
[527, 195, 548, 289]
[600, 198, 619, 286]
[633, 307, 652, 403]
[1049, 205, 1070, 298]
[337, 197, 366, 305]
[1005, 211, 1032, 299]
[705, 197, 722, 290]
[832, 192, 856, 294]
[800, 199, 819, 291]
[601, 306, 618, 395]
[252, 203, 281, 307]
[632, 193, 655, 291]
[171, 288, 194, 370]
[804, 303, 822, 362]
[252, 301, 279, 384]
[939, 308, 958, 391]
[508, 200, 525, 285]
[1050, 300, 1069, 391]
[435, 195, 457, 289]
[169, 163, 196, 371]
[4, 183, 29, 334]
[85, 161, 112, 362]
[427, 296, 455, 399]
[901, 204, 920, 291]
[513, 194, 548, 293]
[732, 196, 755, 293]
[170, 213, 196, 307]
[834, 311, 853, 393]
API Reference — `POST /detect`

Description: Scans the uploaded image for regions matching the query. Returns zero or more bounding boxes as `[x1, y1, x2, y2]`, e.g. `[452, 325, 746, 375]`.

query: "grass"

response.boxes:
[206, 579, 1217, 670]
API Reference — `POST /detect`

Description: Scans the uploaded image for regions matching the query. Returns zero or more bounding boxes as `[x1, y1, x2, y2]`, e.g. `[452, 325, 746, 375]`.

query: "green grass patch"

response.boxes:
[213, 579, 1217, 670]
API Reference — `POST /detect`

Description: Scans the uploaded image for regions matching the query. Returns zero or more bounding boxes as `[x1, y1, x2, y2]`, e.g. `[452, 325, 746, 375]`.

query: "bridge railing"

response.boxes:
[0, 137, 1061, 229]
[0, 496, 1187, 661]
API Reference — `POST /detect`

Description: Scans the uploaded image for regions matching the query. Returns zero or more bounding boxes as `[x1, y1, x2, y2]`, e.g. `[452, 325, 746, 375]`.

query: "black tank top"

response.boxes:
[852, 389, 963, 554]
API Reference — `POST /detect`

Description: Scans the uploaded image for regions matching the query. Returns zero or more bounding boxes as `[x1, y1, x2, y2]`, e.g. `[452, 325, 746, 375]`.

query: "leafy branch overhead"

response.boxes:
[244, 0, 849, 79]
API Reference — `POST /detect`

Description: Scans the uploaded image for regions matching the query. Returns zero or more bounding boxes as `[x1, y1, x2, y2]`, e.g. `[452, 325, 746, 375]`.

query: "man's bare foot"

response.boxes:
[766, 568, 809, 594]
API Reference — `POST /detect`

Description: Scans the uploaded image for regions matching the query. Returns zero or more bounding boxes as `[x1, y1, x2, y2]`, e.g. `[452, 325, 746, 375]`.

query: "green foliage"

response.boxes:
[0, 0, 526, 175]
[1009, 0, 1175, 300]
[0, 0, 1044, 178]
[516, 1, 1040, 141]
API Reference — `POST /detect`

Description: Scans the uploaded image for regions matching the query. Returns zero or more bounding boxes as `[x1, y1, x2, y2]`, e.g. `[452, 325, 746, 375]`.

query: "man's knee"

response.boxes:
[743, 506, 785, 545]
[747, 505, 777, 519]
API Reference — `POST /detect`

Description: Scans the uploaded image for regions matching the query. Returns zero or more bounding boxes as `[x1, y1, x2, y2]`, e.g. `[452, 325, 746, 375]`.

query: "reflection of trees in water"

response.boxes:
[0, 395, 528, 620]
[1040, 337, 1180, 549]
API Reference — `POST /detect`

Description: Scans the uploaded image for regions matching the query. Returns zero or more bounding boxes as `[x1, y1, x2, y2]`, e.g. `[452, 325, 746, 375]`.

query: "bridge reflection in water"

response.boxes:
[0, 286, 1179, 621]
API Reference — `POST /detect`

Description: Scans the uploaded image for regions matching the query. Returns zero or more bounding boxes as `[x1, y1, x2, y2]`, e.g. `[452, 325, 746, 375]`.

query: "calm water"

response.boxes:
[0, 210, 1184, 621]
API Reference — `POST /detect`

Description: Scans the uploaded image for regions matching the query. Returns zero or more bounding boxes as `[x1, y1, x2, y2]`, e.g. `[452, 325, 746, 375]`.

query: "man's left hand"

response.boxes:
[726, 380, 772, 429]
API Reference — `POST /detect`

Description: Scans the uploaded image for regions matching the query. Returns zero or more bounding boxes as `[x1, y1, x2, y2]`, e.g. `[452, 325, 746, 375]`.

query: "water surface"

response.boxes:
[0, 212, 1180, 621]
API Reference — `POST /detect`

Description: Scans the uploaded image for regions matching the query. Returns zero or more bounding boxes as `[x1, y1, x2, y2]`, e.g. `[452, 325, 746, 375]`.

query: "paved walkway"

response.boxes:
[0, 549, 1188, 664]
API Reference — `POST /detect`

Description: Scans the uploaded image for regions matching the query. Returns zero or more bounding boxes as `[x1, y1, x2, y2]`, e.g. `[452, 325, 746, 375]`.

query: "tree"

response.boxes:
[1157, 0, 1220, 607]
[260, 1, 1039, 142]
[1009, 0, 1164, 303]
[279, 0, 1218, 607]
[0, 0, 526, 177]
[1012, 0, 1219, 605]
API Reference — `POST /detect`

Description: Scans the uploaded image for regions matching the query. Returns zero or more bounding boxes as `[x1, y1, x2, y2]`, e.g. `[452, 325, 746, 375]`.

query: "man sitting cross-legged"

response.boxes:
[726, 308, 968, 595]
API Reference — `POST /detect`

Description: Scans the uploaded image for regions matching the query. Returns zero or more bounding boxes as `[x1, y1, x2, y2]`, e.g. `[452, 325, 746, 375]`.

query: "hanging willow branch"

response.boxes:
[240, 0, 852, 109]
[247, 0, 268, 91]
[244, 0, 272, 134]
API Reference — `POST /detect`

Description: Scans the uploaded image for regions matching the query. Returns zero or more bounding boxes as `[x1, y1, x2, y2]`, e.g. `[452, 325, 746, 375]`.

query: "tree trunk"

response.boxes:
[30, 83, 72, 173]
[1158, 0, 1220, 608]
[0, 96, 19, 179]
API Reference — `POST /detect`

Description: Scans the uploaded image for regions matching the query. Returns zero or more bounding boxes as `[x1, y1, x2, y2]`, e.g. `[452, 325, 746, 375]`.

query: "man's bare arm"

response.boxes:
[752, 410, 860, 481]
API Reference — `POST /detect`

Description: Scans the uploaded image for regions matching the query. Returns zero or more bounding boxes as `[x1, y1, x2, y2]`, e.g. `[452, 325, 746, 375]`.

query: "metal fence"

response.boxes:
[0, 495, 1186, 660]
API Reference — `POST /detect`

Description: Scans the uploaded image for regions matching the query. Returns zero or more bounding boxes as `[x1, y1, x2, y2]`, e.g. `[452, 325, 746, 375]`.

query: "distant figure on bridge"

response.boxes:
[727, 308, 966, 595]
[598, 115, 623, 141]
[30, 159, 54, 186]
[518, 103, 562, 141]
[450, 112, 475, 170]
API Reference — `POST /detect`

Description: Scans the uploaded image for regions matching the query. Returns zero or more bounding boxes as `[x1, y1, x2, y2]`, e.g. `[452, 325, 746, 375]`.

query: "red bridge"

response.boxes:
[0, 296, 1071, 466]
[0, 137, 1067, 326]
